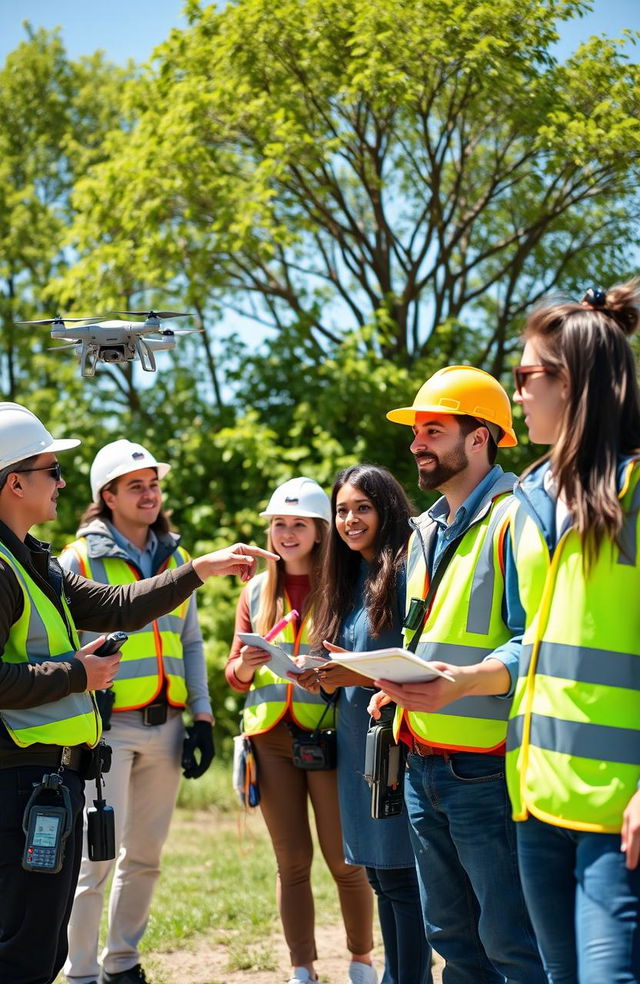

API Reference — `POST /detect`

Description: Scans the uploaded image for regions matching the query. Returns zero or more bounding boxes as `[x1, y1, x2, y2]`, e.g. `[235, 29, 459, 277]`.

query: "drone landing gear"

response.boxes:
[81, 347, 99, 378]
[136, 337, 157, 372]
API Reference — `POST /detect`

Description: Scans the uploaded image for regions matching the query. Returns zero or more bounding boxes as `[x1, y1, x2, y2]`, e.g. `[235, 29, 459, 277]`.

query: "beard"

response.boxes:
[416, 440, 469, 491]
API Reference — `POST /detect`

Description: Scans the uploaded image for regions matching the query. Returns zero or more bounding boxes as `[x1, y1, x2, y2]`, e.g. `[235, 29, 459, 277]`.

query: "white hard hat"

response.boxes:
[0, 402, 80, 471]
[260, 477, 330, 523]
[90, 439, 170, 501]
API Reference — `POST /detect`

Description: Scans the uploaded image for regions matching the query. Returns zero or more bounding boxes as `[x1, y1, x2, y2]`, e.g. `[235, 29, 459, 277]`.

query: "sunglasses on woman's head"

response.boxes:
[512, 365, 557, 395]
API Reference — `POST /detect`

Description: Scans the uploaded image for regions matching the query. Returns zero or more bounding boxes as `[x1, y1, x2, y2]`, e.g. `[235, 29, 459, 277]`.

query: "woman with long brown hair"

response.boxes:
[506, 281, 640, 982]
[225, 477, 374, 984]
[309, 464, 431, 984]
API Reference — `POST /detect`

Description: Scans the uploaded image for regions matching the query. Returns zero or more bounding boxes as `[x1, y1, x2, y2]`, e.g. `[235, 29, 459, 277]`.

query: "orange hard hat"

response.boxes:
[386, 365, 517, 448]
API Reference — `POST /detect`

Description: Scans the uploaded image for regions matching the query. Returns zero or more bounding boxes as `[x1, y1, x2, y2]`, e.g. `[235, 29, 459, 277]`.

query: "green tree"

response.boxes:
[0, 26, 134, 409]
[64, 0, 639, 370]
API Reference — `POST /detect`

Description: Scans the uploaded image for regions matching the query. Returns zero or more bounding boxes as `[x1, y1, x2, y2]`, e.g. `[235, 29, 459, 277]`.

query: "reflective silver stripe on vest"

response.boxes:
[406, 534, 424, 586]
[415, 641, 496, 666]
[518, 643, 534, 677]
[244, 684, 287, 707]
[508, 712, 640, 765]
[617, 477, 640, 566]
[159, 615, 184, 635]
[533, 641, 638, 690]
[244, 684, 325, 708]
[86, 556, 109, 583]
[114, 655, 185, 680]
[512, 504, 529, 554]
[466, 498, 511, 635]
[435, 695, 509, 722]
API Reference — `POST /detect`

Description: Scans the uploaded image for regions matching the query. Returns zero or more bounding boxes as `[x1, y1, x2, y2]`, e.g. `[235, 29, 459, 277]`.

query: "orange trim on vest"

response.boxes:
[67, 545, 89, 579]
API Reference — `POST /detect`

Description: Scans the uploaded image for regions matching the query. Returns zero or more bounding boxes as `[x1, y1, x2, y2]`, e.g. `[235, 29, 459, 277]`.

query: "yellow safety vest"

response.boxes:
[507, 460, 640, 833]
[242, 572, 336, 736]
[64, 538, 190, 711]
[395, 493, 513, 751]
[0, 544, 100, 748]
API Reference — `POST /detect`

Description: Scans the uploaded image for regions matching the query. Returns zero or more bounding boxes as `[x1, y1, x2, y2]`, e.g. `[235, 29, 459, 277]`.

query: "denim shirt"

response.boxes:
[108, 523, 158, 578]
[425, 464, 523, 697]
[334, 560, 417, 869]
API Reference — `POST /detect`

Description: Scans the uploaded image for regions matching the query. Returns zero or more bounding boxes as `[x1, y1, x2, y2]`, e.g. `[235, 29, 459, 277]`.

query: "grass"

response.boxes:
[55, 758, 343, 982]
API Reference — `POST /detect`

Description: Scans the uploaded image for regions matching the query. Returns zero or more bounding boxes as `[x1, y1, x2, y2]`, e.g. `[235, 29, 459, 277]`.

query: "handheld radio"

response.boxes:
[94, 631, 128, 657]
[22, 773, 72, 874]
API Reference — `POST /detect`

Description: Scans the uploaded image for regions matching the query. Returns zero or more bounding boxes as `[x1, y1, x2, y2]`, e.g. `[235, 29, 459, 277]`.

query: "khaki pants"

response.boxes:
[64, 708, 184, 982]
[254, 720, 374, 966]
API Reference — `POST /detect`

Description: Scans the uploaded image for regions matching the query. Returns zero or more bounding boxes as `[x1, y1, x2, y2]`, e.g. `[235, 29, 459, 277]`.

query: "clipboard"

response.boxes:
[329, 648, 455, 685]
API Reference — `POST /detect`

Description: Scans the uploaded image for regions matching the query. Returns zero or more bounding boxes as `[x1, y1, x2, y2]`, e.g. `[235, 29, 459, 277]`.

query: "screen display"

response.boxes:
[33, 814, 60, 848]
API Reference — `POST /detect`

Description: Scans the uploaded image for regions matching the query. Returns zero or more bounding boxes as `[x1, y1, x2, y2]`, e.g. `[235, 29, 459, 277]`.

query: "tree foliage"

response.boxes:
[2, 5, 639, 740]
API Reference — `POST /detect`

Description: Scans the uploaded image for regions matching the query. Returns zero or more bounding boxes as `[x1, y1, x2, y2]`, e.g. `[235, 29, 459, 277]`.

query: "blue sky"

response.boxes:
[0, 0, 638, 65]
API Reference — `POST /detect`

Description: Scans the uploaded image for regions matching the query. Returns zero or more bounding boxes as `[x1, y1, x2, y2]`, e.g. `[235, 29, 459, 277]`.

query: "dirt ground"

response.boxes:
[147, 924, 443, 984]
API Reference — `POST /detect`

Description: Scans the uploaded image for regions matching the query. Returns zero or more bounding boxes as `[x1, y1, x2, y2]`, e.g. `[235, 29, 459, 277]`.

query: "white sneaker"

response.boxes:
[347, 962, 378, 984]
[288, 969, 318, 984]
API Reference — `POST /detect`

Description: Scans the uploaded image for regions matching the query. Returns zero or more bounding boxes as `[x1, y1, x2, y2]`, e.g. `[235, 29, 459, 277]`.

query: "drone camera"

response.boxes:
[100, 347, 125, 363]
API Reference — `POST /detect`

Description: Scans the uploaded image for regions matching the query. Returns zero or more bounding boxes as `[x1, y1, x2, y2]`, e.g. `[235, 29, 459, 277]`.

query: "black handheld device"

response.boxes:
[94, 631, 128, 657]
[22, 773, 72, 874]
[87, 798, 116, 861]
[363, 719, 406, 819]
[86, 742, 116, 862]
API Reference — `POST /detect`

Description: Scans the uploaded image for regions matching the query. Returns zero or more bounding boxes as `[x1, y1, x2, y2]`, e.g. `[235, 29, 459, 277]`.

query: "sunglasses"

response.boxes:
[512, 365, 557, 395]
[17, 462, 63, 481]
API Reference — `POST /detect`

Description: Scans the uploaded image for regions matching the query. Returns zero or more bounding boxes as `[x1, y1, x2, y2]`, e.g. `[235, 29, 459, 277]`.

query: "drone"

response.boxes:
[16, 310, 202, 377]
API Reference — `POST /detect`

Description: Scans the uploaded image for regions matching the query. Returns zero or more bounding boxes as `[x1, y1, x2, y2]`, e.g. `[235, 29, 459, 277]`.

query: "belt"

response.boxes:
[0, 744, 85, 772]
[411, 739, 450, 758]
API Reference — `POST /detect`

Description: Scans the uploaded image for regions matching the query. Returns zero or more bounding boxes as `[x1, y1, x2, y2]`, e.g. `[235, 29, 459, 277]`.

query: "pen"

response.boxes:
[264, 609, 299, 642]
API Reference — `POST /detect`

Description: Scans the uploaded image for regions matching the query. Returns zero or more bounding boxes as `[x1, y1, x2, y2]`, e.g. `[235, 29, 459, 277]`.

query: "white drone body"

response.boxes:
[18, 311, 200, 377]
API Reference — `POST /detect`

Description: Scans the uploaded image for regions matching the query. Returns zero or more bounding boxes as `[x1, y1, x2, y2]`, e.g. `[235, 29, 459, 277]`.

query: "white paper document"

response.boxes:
[329, 648, 455, 684]
[237, 632, 327, 682]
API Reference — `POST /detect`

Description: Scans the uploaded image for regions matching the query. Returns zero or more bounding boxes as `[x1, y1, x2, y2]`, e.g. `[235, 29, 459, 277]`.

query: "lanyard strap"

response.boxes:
[405, 535, 461, 654]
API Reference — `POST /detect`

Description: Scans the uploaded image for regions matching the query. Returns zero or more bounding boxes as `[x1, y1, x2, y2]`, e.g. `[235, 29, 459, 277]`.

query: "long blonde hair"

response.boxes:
[255, 518, 328, 635]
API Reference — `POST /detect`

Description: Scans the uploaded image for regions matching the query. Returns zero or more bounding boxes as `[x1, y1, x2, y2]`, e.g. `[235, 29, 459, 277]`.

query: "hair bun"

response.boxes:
[603, 279, 640, 338]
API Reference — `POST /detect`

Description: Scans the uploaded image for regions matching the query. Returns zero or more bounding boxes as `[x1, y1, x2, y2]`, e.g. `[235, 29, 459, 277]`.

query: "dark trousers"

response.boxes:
[0, 765, 85, 984]
[366, 865, 433, 984]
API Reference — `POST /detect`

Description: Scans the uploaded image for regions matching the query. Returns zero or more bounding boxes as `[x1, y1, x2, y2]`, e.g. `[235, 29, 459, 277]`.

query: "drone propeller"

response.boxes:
[15, 314, 107, 325]
[110, 310, 192, 320]
[16, 315, 108, 326]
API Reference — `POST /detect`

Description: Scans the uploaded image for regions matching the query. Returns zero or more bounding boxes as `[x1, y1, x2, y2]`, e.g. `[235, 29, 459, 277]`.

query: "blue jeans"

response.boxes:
[516, 815, 640, 984]
[365, 865, 432, 984]
[404, 751, 546, 984]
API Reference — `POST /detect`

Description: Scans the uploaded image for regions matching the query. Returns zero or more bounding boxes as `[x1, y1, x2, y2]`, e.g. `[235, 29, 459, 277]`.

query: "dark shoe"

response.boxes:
[101, 965, 148, 984]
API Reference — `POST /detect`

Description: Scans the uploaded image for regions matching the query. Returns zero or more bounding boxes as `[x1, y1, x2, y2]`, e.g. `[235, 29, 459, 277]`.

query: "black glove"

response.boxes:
[181, 721, 215, 779]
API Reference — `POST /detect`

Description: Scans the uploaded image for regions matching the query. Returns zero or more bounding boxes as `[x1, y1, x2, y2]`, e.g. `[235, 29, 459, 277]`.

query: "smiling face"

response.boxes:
[409, 413, 472, 491]
[269, 515, 319, 571]
[101, 467, 162, 533]
[513, 339, 568, 446]
[335, 482, 380, 562]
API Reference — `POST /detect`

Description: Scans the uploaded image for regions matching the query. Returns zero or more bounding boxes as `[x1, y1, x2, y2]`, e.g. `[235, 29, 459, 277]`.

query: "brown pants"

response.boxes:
[253, 720, 374, 965]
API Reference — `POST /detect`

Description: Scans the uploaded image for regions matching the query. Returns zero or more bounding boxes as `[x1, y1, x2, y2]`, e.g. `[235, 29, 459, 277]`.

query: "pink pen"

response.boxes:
[264, 609, 299, 642]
